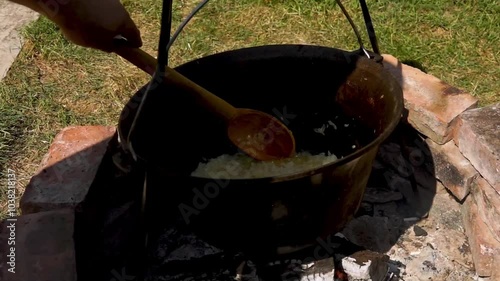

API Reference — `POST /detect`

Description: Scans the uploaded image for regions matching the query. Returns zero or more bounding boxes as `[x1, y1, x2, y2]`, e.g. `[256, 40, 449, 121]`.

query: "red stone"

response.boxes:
[425, 139, 478, 201]
[382, 54, 478, 144]
[0, 209, 77, 281]
[20, 126, 116, 214]
[473, 177, 500, 243]
[455, 103, 500, 193]
[462, 192, 500, 277]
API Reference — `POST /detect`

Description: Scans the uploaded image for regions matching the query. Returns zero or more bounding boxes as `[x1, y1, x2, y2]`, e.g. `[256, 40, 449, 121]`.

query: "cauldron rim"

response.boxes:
[117, 44, 404, 183]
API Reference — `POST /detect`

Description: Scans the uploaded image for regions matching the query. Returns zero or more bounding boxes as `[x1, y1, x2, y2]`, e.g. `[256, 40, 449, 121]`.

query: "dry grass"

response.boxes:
[0, 0, 498, 219]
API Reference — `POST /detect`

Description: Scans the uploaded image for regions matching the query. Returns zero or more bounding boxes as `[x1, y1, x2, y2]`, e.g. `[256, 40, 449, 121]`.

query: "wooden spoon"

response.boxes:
[114, 47, 296, 161]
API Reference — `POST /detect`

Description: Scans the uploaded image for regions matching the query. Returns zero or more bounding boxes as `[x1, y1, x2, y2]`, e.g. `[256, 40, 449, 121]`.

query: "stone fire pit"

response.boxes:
[1, 55, 499, 281]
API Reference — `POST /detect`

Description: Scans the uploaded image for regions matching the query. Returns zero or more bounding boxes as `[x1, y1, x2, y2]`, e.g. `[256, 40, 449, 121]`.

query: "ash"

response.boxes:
[144, 209, 403, 281]
[145, 223, 396, 281]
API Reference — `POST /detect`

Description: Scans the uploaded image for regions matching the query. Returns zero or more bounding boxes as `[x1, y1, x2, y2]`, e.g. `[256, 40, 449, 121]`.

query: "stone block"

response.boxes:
[0, 209, 77, 281]
[425, 139, 478, 201]
[473, 177, 500, 243]
[382, 54, 478, 144]
[462, 192, 500, 277]
[20, 126, 116, 214]
[341, 250, 389, 281]
[455, 103, 500, 193]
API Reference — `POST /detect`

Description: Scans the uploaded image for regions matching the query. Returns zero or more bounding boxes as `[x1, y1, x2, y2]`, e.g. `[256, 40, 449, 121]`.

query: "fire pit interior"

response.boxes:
[73, 121, 456, 281]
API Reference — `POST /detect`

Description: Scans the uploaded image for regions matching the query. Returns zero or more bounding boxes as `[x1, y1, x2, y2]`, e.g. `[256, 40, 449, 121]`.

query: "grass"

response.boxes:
[0, 0, 498, 219]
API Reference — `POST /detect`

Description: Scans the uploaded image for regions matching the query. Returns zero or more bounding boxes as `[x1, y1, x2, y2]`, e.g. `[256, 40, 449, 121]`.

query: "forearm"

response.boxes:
[7, 0, 142, 52]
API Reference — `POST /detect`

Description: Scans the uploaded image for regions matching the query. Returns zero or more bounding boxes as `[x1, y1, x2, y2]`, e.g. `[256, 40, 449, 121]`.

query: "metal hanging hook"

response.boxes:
[334, 0, 372, 59]
[124, 0, 174, 163]
[359, 0, 380, 55]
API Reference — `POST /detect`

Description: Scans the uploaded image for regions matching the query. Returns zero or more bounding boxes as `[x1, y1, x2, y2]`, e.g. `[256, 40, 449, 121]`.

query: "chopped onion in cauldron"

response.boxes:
[191, 151, 338, 179]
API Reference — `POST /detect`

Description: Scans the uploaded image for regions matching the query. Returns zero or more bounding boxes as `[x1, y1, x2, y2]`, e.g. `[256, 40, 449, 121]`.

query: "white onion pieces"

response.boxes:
[191, 151, 338, 179]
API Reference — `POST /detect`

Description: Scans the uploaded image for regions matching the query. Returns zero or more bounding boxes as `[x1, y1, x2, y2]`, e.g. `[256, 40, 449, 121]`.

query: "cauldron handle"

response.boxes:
[162, 0, 382, 63]
[334, 0, 383, 63]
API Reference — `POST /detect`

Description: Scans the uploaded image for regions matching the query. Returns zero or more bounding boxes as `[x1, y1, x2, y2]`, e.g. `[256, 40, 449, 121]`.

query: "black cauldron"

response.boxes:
[117, 45, 403, 260]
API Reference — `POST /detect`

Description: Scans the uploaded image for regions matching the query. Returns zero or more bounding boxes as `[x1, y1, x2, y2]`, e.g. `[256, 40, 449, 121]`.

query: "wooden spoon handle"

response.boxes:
[114, 46, 237, 121]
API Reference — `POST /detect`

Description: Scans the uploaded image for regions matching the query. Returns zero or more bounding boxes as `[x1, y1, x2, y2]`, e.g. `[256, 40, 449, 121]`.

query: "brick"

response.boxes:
[455, 103, 500, 193]
[473, 177, 500, 243]
[0, 209, 77, 281]
[20, 126, 116, 214]
[425, 139, 478, 201]
[461, 193, 500, 277]
[382, 54, 478, 144]
[493, 255, 500, 280]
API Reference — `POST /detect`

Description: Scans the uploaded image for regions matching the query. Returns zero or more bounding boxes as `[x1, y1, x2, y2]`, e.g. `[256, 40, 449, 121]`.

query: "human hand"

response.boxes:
[37, 0, 142, 52]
